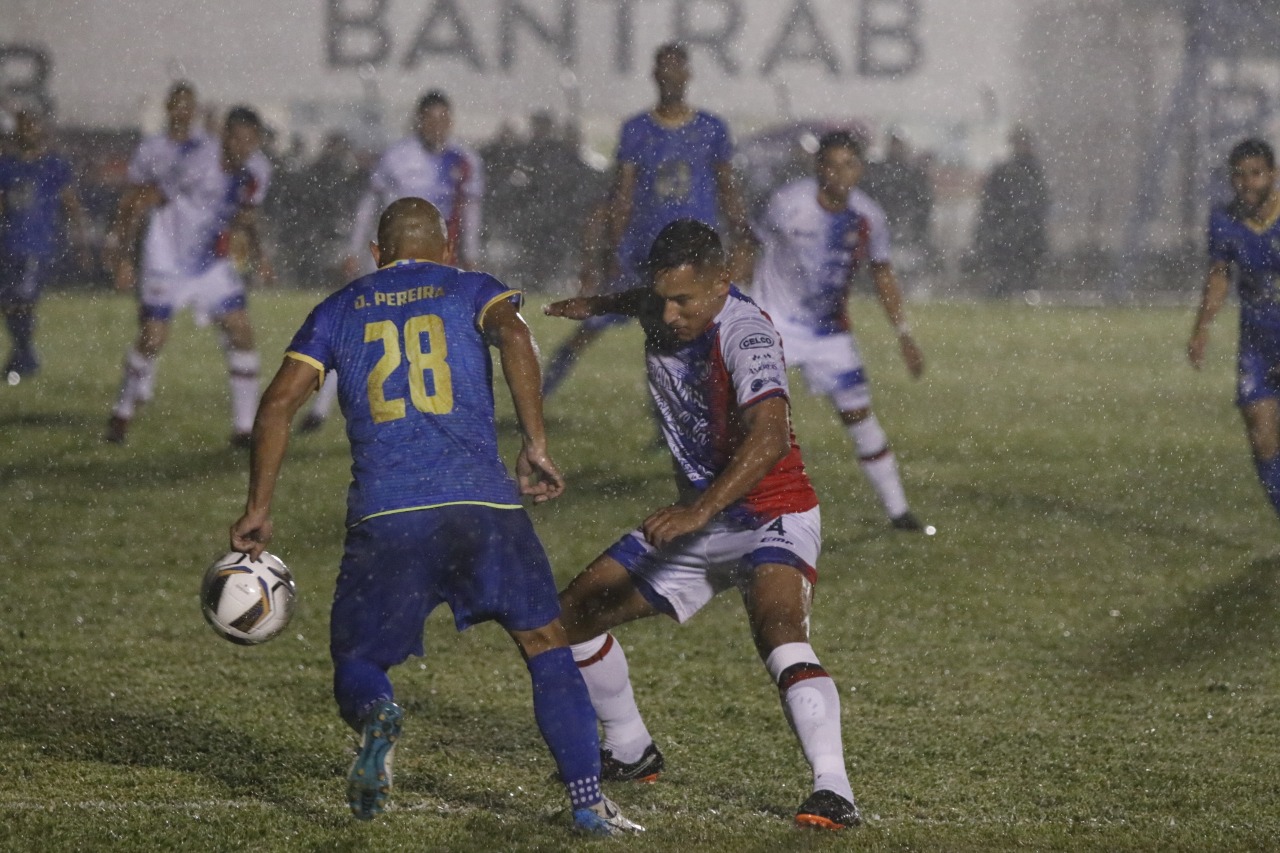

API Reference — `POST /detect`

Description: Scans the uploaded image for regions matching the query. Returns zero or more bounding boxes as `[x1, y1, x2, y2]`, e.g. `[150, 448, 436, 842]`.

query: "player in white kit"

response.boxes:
[299, 90, 484, 433]
[751, 130, 926, 530]
[105, 103, 271, 447]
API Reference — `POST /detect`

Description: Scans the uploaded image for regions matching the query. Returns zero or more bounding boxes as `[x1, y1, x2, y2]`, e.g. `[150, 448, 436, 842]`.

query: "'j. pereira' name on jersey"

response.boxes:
[354, 286, 446, 309]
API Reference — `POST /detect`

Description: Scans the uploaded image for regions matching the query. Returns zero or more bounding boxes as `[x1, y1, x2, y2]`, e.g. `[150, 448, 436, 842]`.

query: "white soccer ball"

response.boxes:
[201, 550, 296, 645]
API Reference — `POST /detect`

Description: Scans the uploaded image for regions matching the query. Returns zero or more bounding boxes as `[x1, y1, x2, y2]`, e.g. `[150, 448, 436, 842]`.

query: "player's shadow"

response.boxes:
[0, 679, 341, 821]
[1091, 555, 1280, 677]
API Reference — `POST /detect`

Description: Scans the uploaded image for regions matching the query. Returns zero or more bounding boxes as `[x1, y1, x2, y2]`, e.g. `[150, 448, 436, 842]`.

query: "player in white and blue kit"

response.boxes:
[0, 108, 87, 379]
[541, 42, 749, 398]
[302, 90, 484, 432]
[545, 220, 861, 831]
[106, 99, 271, 447]
[229, 198, 640, 835]
[752, 130, 926, 530]
[1188, 138, 1280, 521]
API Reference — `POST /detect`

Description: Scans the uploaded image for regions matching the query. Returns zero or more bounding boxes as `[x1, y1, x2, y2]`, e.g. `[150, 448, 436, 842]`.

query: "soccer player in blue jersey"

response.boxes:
[300, 90, 486, 433]
[545, 220, 861, 832]
[0, 108, 88, 380]
[1189, 138, 1280, 521]
[228, 198, 640, 835]
[541, 42, 750, 398]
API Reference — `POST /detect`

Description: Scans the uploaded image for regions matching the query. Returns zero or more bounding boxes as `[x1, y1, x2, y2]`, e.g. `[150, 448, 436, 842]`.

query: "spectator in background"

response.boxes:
[273, 133, 365, 289]
[975, 126, 1051, 298]
[0, 107, 89, 380]
[862, 132, 933, 250]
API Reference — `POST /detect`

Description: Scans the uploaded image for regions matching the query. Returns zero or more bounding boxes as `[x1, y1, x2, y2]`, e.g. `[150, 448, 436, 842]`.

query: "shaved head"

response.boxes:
[376, 197, 449, 264]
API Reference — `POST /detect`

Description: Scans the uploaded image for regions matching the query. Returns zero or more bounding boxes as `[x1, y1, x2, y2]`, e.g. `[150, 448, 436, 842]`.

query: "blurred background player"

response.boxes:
[300, 90, 483, 433]
[545, 220, 861, 831]
[750, 130, 926, 531]
[105, 104, 271, 447]
[0, 107, 88, 380]
[229, 197, 640, 835]
[1188, 138, 1280, 523]
[540, 42, 750, 399]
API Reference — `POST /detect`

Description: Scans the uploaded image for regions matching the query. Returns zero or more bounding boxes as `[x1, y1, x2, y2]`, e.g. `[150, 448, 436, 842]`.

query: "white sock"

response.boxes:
[112, 348, 157, 419]
[847, 415, 910, 518]
[226, 348, 260, 435]
[766, 642, 854, 802]
[570, 634, 652, 763]
[310, 371, 339, 418]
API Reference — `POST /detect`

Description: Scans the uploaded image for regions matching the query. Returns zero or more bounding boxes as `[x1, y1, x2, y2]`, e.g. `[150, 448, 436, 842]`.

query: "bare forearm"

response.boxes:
[1192, 267, 1231, 333]
[689, 400, 790, 520]
[498, 323, 548, 446]
[871, 263, 909, 329]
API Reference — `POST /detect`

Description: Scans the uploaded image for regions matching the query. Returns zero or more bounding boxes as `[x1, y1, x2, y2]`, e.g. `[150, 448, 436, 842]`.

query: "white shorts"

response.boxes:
[604, 506, 821, 624]
[140, 261, 246, 327]
[773, 316, 872, 412]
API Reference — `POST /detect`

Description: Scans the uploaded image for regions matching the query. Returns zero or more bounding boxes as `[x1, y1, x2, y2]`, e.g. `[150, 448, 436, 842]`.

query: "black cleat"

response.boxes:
[104, 415, 130, 444]
[795, 789, 861, 830]
[890, 511, 924, 532]
[229, 432, 253, 450]
[600, 742, 664, 783]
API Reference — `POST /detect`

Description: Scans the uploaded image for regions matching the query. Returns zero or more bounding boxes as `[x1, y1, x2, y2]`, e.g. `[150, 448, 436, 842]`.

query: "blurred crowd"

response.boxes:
[0, 104, 1050, 298]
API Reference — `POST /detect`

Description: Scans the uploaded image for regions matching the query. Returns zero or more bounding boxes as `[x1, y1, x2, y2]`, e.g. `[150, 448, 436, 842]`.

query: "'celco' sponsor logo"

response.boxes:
[739, 334, 774, 350]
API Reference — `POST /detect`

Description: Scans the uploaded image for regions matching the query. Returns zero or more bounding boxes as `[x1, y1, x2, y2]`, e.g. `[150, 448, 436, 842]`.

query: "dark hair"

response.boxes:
[645, 219, 725, 279]
[1229, 137, 1275, 170]
[417, 90, 451, 113]
[655, 42, 688, 63]
[224, 106, 262, 131]
[817, 129, 864, 161]
[168, 80, 196, 100]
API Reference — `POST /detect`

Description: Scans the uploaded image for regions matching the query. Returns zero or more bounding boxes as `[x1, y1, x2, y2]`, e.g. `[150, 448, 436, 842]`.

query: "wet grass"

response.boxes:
[1, 290, 1277, 851]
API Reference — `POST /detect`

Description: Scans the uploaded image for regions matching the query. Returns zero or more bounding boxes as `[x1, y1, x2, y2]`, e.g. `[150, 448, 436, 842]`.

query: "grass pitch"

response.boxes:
[1, 290, 1278, 851]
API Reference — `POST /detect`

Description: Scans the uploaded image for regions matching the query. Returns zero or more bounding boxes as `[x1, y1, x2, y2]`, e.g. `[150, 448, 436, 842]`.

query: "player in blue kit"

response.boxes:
[541, 42, 749, 397]
[0, 108, 88, 380]
[300, 90, 485, 433]
[228, 198, 640, 835]
[1189, 138, 1280, 521]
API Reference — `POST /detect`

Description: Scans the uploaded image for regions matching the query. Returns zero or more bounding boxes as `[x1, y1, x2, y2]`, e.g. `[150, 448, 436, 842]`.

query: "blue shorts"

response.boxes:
[1236, 328, 1280, 407]
[329, 504, 561, 669]
[0, 253, 49, 306]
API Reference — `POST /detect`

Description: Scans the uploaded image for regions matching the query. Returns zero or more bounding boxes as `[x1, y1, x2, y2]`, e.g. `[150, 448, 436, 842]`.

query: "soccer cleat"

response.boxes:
[298, 413, 325, 434]
[889, 511, 924, 532]
[229, 432, 253, 450]
[347, 700, 404, 821]
[104, 415, 130, 444]
[572, 795, 645, 835]
[795, 789, 861, 830]
[600, 742, 664, 783]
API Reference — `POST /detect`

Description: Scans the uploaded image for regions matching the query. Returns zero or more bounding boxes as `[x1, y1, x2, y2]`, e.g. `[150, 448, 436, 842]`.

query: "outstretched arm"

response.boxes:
[484, 299, 565, 503]
[229, 358, 320, 557]
[544, 286, 652, 321]
[642, 395, 793, 549]
[869, 261, 924, 378]
[1188, 260, 1232, 369]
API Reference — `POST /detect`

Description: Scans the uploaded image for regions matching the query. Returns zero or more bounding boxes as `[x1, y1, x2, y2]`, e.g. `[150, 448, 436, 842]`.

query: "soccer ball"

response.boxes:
[201, 550, 296, 645]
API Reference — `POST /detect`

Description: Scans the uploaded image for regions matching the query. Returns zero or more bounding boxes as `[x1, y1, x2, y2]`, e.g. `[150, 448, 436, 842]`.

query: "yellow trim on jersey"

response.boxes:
[477, 289, 523, 330]
[353, 499, 523, 527]
[286, 350, 325, 376]
[1244, 193, 1280, 235]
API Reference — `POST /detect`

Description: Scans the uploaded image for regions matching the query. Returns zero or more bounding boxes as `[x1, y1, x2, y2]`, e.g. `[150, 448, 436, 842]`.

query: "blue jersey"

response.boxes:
[285, 260, 523, 526]
[616, 110, 732, 277]
[1208, 201, 1280, 336]
[0, 152, 73, 260]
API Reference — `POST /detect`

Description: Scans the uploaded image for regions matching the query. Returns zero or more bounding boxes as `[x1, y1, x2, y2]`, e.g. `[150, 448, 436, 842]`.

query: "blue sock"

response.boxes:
[1255, 454, 1280, 518]
[527, 646, 602, 809]
[333, 657, 394, 732]
[541, 344, 580, 397]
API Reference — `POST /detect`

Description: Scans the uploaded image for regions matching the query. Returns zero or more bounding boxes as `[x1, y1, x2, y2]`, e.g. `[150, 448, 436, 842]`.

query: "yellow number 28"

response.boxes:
[364, 314, 455, 423]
